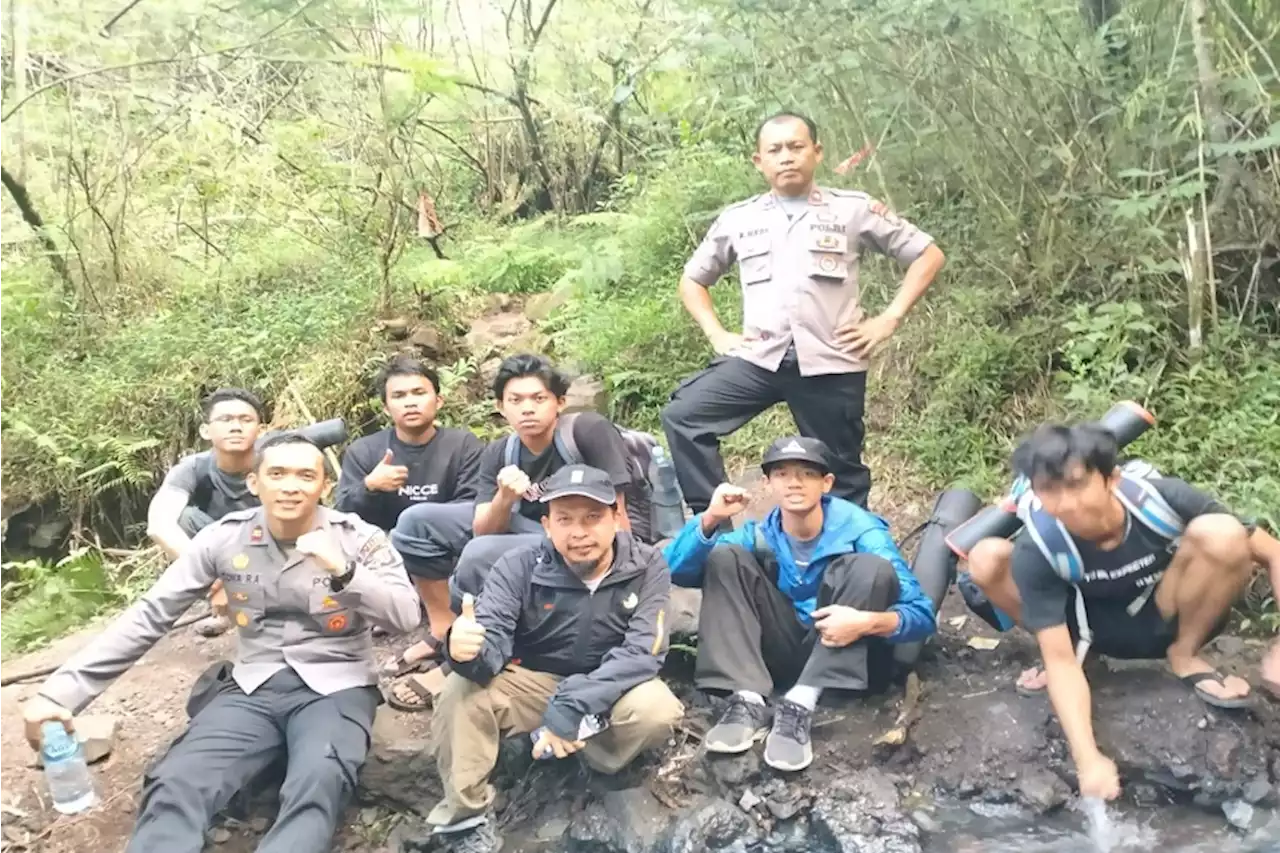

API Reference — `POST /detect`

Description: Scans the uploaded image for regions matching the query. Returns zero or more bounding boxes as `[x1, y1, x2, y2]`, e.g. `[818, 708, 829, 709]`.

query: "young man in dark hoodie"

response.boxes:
[664, 436, 934, 772]
[386, 354, 634, 710]
[420, 464, 683, 853]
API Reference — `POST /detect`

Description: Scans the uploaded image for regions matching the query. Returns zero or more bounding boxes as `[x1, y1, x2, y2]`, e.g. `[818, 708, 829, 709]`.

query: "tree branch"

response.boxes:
[100, 0, 147, 36]
[1, 165, 75, 292]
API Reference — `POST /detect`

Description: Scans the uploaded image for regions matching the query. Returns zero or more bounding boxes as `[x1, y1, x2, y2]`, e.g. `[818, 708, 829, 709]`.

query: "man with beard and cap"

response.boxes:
[419, 464, 684, 853]
[147, 388, 269, 637]
[663, 436, 934, 772]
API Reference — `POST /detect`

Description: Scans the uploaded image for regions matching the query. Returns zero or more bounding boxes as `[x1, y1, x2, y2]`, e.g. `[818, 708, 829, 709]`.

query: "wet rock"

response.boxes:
[1016, 767, 1070, 814]
[666, 796, 757, 852]
[569, 787, 672, 853]
[406, 325, 442, 358]
[810, 768, 920, 853]
[765, 788, 809, 822]
[210, 826, 232, 844]
[707, 751, 760, 787]
[1222, 799, 1255, 830]
[464, 311, 533, 360]
[1242, 778, 1273, 806]
[564, 375, 608, 414]
[667, 587, 702, 638]
[910, 810, 941, 833]
[739, 788, 762, 811]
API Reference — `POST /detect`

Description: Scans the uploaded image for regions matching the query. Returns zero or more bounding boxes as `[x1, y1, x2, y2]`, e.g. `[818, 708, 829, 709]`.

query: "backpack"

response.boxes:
[1015, 459, 1185, 661]
[503, 412, 659, 544]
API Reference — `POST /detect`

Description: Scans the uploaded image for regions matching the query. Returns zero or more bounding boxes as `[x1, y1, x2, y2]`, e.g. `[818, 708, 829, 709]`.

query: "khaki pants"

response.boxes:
[429, 666, 684, 825]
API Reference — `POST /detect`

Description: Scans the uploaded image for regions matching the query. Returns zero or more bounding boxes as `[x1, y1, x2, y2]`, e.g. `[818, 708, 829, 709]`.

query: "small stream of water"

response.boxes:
[920, 799, 1280, 852]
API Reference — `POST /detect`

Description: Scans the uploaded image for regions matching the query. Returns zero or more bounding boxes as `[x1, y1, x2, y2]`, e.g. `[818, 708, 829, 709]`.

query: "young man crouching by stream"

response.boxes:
[966, 423, 1280, 800]
[421, 464, 683, 853]
[662, 436, 935, 772]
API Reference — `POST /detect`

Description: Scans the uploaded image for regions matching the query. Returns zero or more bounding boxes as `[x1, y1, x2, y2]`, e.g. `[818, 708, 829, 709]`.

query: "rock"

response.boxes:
[536, 817, 570, 842]
[666, 797, 757, 853]
[249, 817, 271, 833]
[1222, 799, 1255, 830]
[1206, 731, 1242, 778]
[739, 788, 762, 811]
[1242, 778, 1273, 806]
[357, 710, 439, 816]
[1213, 635, 1245, 657]
[29, 517, 69, 550]
[563, 375, 608, 414]
[479, 357, 503, 389]
[810, 769, 920, 853]
[210, 827, 232, 844]
[568, 787, 672, 853]
[667, 587, 702, 638]
[1015, 768, 1070, 814]
[910, 810, 941, 833]
[524, 279, 574, 322]
[765, 789, 809, 822]
[381, 317, 411, 339]
[406, 325, 442, 357]
[463, 311, 533, 360]
[707, 750, 760, 787]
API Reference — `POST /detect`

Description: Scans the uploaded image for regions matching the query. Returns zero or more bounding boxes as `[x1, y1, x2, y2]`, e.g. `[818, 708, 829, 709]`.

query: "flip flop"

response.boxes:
[379, 636, 443, 679]
[1015, 665, 1048, 697]
[384, 664, 448, 713]
[1179, 671, 1252, 709]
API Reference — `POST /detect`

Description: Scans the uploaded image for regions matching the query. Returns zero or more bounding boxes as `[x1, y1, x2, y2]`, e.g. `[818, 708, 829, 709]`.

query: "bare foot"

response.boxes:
[379, 636, 444, 678]
[1261, 641, 1280, 699]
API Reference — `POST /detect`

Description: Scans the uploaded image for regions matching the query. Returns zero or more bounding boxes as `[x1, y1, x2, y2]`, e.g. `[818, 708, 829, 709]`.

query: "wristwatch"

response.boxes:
[328, 561, 357, 592]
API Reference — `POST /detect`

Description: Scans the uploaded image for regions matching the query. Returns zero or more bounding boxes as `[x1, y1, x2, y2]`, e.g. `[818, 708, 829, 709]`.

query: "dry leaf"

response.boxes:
[967, 637, 1001, 651]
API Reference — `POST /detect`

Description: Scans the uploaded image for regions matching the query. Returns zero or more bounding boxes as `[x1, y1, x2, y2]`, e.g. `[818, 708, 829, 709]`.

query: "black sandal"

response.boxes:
[385, 664, 447, 713]
[1180, 671, 1251, 709]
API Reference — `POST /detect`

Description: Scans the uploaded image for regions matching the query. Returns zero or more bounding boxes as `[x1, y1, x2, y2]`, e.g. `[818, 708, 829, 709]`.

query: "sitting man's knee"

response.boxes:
[704, 545, 760, 580]
[967, 537, 1013, 589]
[1183, 514, 1251, 567]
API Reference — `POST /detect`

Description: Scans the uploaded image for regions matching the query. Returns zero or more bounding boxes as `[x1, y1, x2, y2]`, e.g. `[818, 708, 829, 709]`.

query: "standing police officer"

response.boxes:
[22, 433, 422, 853]
[662, 112, 946, 512]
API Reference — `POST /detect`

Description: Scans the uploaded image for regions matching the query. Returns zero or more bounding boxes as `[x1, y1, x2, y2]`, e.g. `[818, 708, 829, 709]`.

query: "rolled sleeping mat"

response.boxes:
[894, 487, 984, 669]
[944, 400, 1155, 559]
[256, 418, 349, 452]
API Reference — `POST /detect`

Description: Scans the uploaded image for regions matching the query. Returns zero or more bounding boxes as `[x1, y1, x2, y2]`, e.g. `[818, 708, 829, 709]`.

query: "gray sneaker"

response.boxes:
[763, 699, 813, 772]
[705, 694, 772, 754]
[448, 821, 502, 853]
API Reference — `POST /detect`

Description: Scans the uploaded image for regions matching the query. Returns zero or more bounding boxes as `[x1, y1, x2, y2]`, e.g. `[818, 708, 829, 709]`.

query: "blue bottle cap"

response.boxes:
[41, 722, 77, 761]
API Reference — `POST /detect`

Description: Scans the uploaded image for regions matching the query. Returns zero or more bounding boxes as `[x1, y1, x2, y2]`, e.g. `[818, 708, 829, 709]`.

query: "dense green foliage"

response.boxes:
[2, 0, 1277, 646]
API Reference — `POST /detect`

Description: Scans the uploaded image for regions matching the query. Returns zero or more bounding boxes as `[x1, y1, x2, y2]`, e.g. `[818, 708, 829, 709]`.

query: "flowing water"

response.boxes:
[920, 798, 1280, 852]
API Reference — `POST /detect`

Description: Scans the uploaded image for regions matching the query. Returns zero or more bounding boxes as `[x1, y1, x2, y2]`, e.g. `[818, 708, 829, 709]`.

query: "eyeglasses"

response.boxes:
[210, 414, 259, 426]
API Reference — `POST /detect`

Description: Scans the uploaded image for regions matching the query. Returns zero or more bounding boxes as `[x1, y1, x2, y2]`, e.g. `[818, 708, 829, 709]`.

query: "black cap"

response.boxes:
[761, 436, 832, 474]
[539, 464, 617, 505]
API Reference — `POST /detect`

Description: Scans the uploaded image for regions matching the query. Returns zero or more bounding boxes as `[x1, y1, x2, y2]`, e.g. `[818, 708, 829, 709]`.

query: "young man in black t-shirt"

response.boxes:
[387, 354, 632, 710]
[336, 356, 483, 532]
[965, 423, 1280, 803]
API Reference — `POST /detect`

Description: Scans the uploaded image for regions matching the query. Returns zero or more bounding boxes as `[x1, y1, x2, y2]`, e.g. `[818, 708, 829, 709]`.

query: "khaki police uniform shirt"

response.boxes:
[684, 187, 935, 377]
[41, 506, 422, 714]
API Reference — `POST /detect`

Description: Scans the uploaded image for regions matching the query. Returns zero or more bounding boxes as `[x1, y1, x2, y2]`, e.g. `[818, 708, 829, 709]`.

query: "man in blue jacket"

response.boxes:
[664, 436, 933, 772]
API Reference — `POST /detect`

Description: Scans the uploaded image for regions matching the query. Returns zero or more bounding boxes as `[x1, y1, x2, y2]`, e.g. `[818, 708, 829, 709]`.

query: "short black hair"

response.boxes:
[492, 353, 570, 400]
[1012, 423, 1119, 485]
[253, 431, 322, 472]
[755, 112, 819, 147]
[376, 355, 440, 400]
[201, 388, 266, 423]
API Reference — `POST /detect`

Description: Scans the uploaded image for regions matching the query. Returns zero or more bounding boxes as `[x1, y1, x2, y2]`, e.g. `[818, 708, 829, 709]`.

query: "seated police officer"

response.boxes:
[423, 464, 683, 853]
[663, 436, 934, 772]
[22, 433, 421, 853]
[387, 354, 634, 711]
[966, 423, 1280, 801]
[147, 387, 267, 636]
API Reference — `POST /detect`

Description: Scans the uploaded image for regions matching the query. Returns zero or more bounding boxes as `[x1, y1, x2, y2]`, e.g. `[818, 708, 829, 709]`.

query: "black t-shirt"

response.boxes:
[335, 427, 484, 531]
[475, 412, 632, 523]
[1012, 477, 1232, 632]
[161, 451, 258, 520]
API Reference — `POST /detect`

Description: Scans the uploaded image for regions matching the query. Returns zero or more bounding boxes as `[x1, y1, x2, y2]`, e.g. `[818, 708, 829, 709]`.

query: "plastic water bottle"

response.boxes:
[41, 721, 97, 814]
[531, 714, 610, 760]
[648, 446, 685, 540]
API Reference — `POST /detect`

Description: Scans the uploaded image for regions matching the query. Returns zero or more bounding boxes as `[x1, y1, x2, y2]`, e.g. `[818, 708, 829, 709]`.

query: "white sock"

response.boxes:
[784, 684, 822, 711]
[735, 690, 766, 706]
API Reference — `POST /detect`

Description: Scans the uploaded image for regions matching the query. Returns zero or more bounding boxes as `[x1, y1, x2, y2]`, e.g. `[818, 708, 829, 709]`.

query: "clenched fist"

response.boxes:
[496, 465, 532, 502]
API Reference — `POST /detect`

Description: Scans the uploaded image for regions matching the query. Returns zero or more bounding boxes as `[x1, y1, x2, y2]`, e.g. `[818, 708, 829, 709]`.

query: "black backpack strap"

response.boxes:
[554, 412, 583, 464]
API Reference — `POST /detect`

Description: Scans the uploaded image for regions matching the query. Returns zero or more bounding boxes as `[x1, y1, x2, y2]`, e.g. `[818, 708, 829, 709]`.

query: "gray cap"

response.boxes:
[761, 436, 832, 474]
[539, 464, 617, 505]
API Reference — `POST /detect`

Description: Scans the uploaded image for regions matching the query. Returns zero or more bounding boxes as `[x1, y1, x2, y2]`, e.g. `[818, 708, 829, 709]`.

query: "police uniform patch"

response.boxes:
[232, 591, 249, 602]
[819, 256, 839, 273]
[232, 553, 249, 570]
[321, 596, 340, 611]
[817, 234, 841, 250]
[358, 531, 399, 570]
[250, 526, 264, 543]
[235, 611, 249, 627]
[326, 613, 349, 633]
[808, 189, 823, 204]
